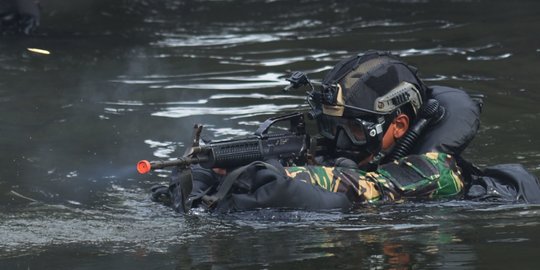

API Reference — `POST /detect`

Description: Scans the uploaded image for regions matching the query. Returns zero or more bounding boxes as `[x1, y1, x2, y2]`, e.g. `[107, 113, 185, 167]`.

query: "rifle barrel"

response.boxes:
[137, 156, 209, 174]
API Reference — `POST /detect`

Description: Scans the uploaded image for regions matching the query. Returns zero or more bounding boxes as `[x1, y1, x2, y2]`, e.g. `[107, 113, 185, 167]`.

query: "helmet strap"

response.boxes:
[362, 109, 402, 171]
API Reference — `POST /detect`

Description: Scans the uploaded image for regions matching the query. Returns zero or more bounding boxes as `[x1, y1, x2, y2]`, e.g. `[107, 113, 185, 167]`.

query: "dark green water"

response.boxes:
[1, 0, 540, 269]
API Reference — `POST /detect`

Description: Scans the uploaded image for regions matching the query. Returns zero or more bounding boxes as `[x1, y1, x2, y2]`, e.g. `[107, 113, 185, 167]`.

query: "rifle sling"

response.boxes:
[179, 168, 194, 212]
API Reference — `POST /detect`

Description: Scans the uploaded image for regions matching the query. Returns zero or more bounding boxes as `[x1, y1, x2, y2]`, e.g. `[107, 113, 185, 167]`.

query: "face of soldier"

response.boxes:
[352, 113, 411, 165]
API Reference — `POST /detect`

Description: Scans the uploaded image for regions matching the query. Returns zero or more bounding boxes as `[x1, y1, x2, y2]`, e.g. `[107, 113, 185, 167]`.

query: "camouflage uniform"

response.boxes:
[284, 152, 464, 203]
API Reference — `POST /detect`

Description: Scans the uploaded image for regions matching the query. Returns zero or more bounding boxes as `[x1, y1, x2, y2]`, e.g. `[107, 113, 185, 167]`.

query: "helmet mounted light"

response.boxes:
[374, 81, 423, 115]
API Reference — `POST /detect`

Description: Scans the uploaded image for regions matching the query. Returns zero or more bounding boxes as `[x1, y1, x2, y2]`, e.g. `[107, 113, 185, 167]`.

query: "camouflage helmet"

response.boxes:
[318, 51, 427, 118]
[309, 51, 429, 160]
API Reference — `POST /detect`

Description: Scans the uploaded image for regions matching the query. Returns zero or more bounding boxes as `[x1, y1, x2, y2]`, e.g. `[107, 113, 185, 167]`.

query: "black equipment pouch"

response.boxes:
[465, 163, 540, 203]
[201, 161, 283, 209]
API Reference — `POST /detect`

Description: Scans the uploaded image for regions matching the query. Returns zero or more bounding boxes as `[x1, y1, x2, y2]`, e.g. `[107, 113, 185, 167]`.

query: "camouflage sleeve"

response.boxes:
[284, 152, 465, 203]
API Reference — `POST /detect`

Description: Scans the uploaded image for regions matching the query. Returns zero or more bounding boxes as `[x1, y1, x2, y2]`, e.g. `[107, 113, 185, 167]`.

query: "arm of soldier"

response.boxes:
[376, 152, 465, 200]
[284, 152, 465, 202]
[284, 165, 384, 203]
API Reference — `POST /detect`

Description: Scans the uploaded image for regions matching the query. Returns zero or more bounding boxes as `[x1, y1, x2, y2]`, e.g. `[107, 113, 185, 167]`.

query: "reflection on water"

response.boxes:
[2, 0, 540, 269]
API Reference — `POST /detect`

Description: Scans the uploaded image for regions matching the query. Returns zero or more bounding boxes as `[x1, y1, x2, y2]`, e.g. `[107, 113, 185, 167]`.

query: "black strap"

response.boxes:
[178, 168, 193, 212]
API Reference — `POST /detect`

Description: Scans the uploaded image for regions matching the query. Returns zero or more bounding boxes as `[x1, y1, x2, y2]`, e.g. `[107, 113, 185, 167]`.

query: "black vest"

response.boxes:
[417, 86, 540, 203]
[411, 86, 482, 156]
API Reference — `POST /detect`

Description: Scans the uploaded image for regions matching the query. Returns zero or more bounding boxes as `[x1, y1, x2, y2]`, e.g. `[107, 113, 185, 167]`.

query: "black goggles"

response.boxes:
[317, 114, 385, 146]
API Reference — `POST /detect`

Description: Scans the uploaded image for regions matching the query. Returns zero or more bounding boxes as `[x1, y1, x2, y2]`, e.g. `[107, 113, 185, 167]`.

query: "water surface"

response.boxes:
[1, 0, 540, 269]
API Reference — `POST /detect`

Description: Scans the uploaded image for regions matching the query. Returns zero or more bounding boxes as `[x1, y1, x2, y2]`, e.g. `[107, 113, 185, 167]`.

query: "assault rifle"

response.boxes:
[137, 112, 312, 174]
[136, 73, 331, 212]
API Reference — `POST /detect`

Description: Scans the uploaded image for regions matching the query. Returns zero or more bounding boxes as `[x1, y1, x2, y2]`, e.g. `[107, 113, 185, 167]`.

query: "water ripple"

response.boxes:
[154, 32, 293, 48]
[423, 74, 495, 82]
[219, 52, 332, 67]
[154, 72, 287, 90]
[103, 93, 304, 108]
[152, 104, 303, 119]
[144, 139, 182, 158]
[0, 189, 183, 257]
[467, 53, 512, 61]
[392, 44, 496, 57]
[205, 127, 252, 138]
